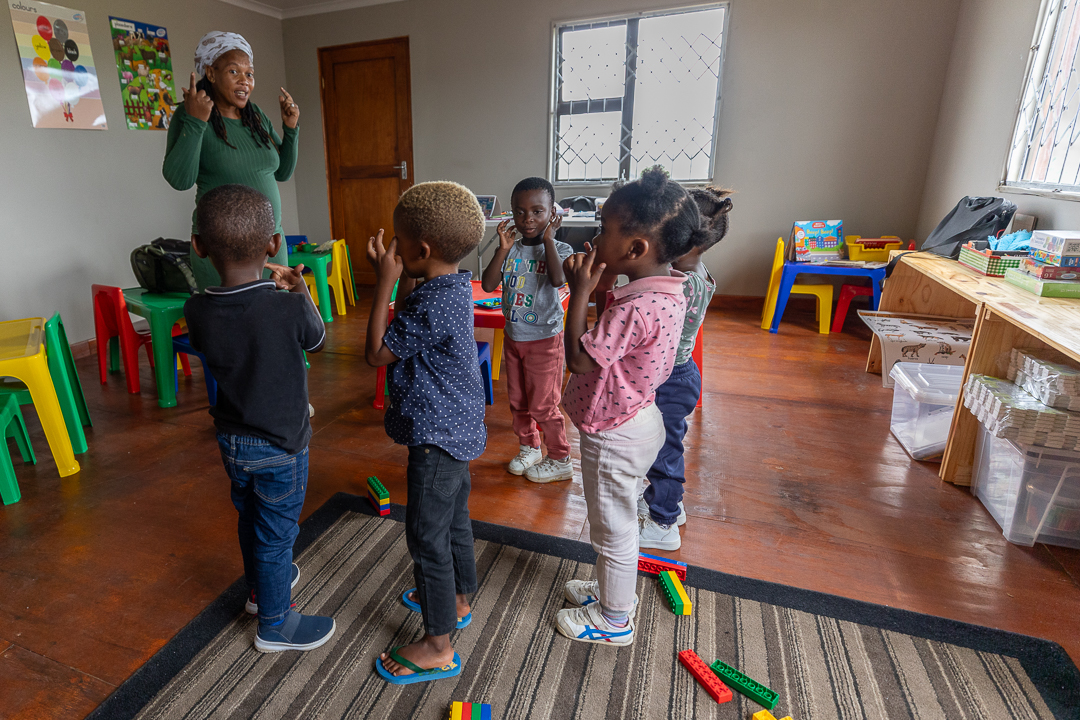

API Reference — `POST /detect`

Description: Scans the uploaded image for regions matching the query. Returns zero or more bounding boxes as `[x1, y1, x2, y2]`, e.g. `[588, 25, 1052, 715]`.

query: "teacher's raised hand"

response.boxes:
[279, 87, 299, 129]
[182, 72, 213, 122]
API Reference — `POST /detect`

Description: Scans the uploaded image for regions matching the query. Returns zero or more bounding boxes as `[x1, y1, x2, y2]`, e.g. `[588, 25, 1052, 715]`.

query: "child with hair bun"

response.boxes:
[554, 166, 698, 646]
[638, 187, 733, 551]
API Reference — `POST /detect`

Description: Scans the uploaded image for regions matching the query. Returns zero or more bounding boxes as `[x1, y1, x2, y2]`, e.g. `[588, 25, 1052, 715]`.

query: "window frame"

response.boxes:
[546, 2, 730, 187]
[999, 0, 1080, 202]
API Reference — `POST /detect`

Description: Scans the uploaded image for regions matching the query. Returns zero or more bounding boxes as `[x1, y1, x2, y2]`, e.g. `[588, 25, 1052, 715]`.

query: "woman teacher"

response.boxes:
[163, 31, 300, 289]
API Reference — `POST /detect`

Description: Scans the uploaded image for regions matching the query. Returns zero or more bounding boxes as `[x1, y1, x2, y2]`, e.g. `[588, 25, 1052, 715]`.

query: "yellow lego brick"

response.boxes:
[672, 573, 692, 614]
[450, 701, 462, 720]
[752, 711, 793, 720]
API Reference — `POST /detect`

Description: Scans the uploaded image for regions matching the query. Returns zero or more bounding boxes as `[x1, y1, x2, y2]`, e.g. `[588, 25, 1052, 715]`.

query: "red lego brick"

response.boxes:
[679, 649, 732, 704]
[638, 552, 687, 581]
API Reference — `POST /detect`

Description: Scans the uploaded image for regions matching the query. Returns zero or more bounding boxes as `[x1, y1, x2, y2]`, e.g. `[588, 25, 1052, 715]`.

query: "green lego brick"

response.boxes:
[709, 660, 778, 710]
[367, 476, 389, 500]
[658, 570, 686, 614]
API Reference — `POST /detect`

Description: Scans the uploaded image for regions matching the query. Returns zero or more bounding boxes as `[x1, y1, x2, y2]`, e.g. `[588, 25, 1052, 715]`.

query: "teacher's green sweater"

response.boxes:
[162, 103, 299, 289]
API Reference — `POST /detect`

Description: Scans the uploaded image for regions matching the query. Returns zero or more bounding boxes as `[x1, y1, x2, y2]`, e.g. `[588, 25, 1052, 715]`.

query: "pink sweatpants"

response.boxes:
[503, 333, 570, 459]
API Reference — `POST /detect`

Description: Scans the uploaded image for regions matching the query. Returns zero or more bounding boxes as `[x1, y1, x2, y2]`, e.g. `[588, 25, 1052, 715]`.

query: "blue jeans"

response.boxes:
[405, 445, 478, 636]
[218, 433, 308, 625]
[643, 361, 702, 526]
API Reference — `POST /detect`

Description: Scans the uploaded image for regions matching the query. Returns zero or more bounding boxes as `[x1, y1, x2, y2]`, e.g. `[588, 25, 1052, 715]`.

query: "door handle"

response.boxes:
[393, 161, 408, 180]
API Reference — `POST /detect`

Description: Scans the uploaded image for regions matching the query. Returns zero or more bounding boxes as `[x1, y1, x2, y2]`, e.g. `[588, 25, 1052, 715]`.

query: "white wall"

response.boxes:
[915, 0, 1080, 237]
[282, 0, 962, 296]
[0, 0, 298, 341]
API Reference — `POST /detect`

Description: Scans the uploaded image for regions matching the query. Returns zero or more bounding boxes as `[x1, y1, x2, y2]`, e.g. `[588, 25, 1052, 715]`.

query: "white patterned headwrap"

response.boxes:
[194, 31, 253, 77]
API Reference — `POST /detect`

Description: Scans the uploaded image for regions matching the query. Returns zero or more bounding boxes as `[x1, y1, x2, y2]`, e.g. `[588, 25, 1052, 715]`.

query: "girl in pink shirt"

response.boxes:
[555, 166, 711, 646]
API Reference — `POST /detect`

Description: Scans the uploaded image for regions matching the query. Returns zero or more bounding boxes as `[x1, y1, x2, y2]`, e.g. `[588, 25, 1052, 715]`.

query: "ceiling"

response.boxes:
[216, 0, 402, 20]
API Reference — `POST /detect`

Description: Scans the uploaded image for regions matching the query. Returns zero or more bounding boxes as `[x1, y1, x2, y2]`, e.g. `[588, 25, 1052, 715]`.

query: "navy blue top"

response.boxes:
[383, 271, 487, 461]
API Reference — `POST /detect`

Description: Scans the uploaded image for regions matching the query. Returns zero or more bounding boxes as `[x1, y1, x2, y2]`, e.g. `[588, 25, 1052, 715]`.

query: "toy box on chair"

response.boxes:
[790, 220, 843, 263]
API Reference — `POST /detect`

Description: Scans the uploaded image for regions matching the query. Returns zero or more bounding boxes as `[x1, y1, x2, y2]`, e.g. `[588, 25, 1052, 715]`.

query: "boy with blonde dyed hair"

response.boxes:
[365, 181, 487, 685]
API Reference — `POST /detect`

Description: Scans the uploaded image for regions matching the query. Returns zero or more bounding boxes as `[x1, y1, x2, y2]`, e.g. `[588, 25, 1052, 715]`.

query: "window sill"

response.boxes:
[998, 183, 1080, 203]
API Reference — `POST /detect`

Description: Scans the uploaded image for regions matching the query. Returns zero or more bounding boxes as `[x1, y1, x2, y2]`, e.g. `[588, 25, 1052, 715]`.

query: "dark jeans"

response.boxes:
[405, 444, 478, 636]
[643, 361, 702, 526]
[218, 433, 308, 626]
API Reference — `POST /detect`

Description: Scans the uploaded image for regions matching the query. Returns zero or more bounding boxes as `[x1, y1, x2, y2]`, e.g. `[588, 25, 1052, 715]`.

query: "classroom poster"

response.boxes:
[7, 0, 105, 129]
[108, 16, 176, 130]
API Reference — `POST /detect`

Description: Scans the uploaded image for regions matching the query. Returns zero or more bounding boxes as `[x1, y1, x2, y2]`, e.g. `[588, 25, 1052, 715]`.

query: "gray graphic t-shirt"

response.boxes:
[500, 239, 574, 342]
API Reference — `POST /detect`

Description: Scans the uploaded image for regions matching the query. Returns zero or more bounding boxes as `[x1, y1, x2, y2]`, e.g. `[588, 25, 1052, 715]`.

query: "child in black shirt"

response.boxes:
[184, 184, 334, 653]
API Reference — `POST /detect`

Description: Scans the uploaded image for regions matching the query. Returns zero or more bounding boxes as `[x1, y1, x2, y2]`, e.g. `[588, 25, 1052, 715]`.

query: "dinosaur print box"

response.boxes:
[858, 311, 975, 388]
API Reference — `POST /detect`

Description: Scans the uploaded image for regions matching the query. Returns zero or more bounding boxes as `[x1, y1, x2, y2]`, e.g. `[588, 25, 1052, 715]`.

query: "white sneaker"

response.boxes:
[525, 456, 573, 483]
[555, 603, 634, 646]
[564, 579, 638, 619]
[308, 403, 315, 418]
[637, 493, 687, 526]
[507, 445, 542, 476]
[639, 515, 681, 551]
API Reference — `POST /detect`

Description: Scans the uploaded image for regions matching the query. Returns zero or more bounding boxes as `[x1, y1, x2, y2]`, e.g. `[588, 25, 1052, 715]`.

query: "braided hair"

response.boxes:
[605, 165, 702, 264]
[688, 186, 734, 252]
[195, 75, 276, 151]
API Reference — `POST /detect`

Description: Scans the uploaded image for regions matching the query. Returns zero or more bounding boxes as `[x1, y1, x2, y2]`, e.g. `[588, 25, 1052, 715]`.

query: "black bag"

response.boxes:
[556, 196, 601, 252]
[921, 196, 1016, 259]
[131, 238, 198, 294]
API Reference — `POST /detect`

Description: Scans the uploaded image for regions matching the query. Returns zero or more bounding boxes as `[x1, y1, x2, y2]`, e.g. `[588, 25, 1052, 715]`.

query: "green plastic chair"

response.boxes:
[1, 393, 36, 505]
[0, 313, 92, 455]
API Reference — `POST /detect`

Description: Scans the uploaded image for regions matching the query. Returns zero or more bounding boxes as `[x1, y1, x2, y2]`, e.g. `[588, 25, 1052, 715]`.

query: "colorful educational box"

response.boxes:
[367, 476, 389, 516]
[1031, 247, 1080, 267]
[678, 649, 732, 704]
[1004, 268, 1080, 298]
[858, 311, 974, 388]
[790, 220, 843, 263]
[7, 0, 106, 129]
[638, 552, 687, 581]
[449, 701, 491, 720]
[108, 16, 176, 130]
[1029, 230, 1080, 258]
[658, 570, 691, 615]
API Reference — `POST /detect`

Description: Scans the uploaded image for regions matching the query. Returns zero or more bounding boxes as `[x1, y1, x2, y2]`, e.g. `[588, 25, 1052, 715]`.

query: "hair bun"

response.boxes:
[639, 165, 670, 195]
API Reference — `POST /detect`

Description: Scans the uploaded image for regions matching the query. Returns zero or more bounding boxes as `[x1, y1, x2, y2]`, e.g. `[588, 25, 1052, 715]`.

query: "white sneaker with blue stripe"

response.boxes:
[563, 579, 638, 619]
[555, 602, 634, 646]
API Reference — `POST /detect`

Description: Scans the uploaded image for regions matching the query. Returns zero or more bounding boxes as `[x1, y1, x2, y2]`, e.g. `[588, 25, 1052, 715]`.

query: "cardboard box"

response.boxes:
[1029, 231, 1080, 257]
[858, 311, 975, 388]
[1019, 257, 1080, 280]
[1031, 248, 1080, 267]
[1004, 268, 1080, 298]
[790, 220, 843, 263]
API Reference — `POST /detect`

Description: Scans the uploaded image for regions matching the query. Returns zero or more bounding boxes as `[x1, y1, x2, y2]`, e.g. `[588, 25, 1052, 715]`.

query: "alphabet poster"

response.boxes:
[7, 0, 105, 129]
[108, 17, 176, 130]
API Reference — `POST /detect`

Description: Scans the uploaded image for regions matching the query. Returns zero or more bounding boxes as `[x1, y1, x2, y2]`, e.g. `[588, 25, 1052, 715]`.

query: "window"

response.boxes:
[551, 5, 728, 184]
[1004, 0, 1080, 194]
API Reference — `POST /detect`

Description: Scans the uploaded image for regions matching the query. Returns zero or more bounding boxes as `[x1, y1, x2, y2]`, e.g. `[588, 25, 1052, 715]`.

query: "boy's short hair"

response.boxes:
[511, 177, 555, 206]
[196, 184, 275, 263]
[394, 181, 484, 264]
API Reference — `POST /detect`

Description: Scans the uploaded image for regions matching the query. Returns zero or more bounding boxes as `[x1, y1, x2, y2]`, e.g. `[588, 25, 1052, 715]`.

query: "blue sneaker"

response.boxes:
[255, 610, 335, 653]
[246, 563, 300, 615]
[555, 603, 634, 646]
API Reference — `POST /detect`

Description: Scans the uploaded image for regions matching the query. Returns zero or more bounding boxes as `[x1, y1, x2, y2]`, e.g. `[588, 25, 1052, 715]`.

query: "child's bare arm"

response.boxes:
[365, 230, 402, 367]
[542, 216, 566, 287]
[563, 248, 605, 374]
[480, 219, 516, 293]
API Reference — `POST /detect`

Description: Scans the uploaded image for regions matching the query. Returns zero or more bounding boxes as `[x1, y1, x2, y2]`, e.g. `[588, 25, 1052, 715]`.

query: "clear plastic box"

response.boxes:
[972, 423, 1080, 548]
[889, 363, 965, 461]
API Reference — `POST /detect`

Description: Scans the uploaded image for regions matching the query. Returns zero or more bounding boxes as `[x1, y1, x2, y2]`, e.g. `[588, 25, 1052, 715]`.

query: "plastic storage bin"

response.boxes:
[888, 362, 965, 461]
[972, 422, 1080, 548]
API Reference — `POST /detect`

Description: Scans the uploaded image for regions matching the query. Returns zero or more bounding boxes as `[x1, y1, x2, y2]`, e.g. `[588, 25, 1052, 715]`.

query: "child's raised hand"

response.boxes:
[366, 229, 403, 280]
[563, 245, 606, 295]
[496, 218, 518, 251]
[267, 262, 305, 291]
[543, 215, 563, 243]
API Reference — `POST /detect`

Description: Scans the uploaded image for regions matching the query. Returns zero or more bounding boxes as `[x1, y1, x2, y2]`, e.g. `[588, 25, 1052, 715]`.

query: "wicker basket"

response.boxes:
[958, 244, 1027, 277]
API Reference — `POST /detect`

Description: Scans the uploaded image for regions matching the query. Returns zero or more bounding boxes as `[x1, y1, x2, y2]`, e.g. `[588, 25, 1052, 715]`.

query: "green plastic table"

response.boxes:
[287, 249, 333, 323]
[122, 288, 188, 408]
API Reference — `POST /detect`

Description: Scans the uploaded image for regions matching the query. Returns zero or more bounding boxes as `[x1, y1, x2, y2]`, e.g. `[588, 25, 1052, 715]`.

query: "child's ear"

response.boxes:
[191, 234, 208, 259]
[417, 240, 432, 260]
[268, 233, 282, 258]
[627, 238, 650, 260]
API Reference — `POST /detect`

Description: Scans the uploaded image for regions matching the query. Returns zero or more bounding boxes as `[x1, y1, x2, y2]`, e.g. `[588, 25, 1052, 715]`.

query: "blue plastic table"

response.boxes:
[770, 262, 885, 333]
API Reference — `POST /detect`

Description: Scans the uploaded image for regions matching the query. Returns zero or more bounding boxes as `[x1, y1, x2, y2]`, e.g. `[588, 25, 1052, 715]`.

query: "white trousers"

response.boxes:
[578, 402, 665, 615]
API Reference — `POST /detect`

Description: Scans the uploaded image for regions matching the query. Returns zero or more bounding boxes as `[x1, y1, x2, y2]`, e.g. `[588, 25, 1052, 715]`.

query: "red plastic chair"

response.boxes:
[92, 285, 190, 394]
[831, 284, 873, 333]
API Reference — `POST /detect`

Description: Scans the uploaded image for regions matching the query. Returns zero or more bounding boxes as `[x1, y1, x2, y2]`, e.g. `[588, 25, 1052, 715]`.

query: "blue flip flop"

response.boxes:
[401, 588, 472, 629]
[375, 648, 462, 685]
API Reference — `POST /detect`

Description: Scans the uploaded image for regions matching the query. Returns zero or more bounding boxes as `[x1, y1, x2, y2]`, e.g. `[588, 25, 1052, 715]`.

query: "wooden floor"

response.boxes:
[1, 293, 1078, 719]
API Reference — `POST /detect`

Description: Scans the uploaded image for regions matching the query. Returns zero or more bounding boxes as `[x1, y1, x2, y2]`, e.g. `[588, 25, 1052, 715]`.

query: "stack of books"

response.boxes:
[1007, 349, 1080, 411]
[963, 374, 1080, 450]
[1003, 231, 1080, 297]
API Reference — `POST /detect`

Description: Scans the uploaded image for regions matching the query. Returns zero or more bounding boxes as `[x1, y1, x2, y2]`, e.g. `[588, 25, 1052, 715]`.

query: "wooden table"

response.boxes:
[867, 252, 1080, 485]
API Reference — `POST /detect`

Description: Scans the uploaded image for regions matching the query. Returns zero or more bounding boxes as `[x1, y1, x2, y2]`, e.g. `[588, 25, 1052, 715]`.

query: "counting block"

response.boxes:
[709, 659, 778, 710]
[449, 701, 492, 720]
[367, 476, 390, 516]
[678, 650, 732, 704]
[658, 570, 691, 615]
[638, 552, 687, 581]
[752, 711, 793, 720]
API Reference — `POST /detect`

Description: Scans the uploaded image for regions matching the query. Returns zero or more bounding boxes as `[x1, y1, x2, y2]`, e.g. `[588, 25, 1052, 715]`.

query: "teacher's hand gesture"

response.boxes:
[279, 87, 299, 129]
[182, 72, 213, 122]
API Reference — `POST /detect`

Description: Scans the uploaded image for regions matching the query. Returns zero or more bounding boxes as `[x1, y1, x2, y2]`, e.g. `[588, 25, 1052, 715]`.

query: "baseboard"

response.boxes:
[71, 338, 96, 360]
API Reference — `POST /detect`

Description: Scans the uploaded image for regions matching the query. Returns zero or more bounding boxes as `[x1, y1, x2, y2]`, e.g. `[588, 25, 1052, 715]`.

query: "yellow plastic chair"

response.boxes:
[304, 239, 353, 316]
[760, 238, 832, 334]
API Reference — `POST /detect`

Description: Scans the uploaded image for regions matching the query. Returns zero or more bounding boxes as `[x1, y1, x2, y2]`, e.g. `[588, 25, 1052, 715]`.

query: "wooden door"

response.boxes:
[319, 37, 413, 285]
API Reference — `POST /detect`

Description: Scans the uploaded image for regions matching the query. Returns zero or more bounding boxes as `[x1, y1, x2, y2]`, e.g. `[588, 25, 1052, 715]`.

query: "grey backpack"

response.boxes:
[131, 238, 198, 294]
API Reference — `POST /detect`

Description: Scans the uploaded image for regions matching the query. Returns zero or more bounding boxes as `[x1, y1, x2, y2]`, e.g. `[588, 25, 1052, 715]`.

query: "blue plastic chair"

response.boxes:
[476, 342, 494, 405]
[171, 334, 218, 406]
[285, 234, 308, 248]
[769, 262, 885, 333]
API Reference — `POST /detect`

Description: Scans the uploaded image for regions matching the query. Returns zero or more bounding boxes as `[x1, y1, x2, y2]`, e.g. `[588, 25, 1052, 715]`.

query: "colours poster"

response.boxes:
[7, 0, 106, 129]
[108, 17, 176, 130]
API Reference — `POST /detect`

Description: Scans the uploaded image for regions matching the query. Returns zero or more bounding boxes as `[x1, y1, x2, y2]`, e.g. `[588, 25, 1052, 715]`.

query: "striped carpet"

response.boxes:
[95, 495, 1077, 720]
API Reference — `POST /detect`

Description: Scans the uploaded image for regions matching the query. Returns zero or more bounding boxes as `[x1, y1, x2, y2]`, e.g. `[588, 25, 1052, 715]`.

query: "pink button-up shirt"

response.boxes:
[564, 271, 687, 433]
